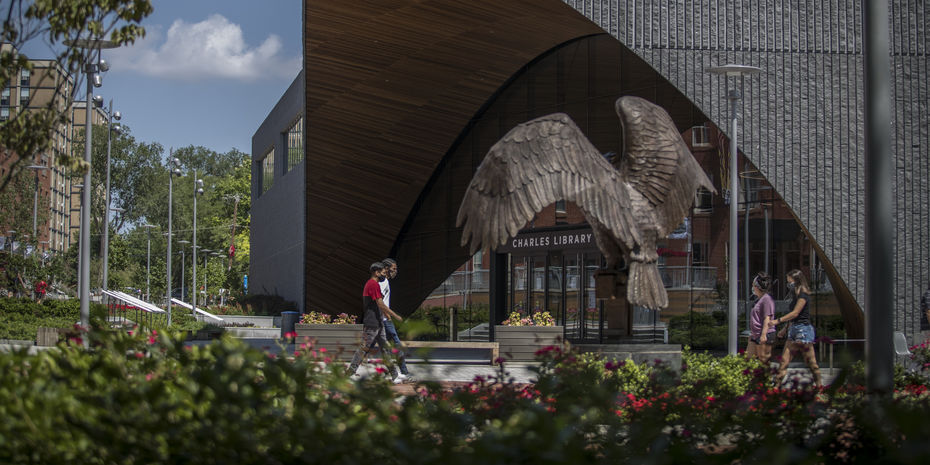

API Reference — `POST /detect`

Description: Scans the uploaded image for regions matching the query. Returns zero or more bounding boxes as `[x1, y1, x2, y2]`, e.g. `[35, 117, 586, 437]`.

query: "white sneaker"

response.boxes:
[349, 373, 362, 381]
[392, 375, 405, 384]
[395, 373, 409, 382]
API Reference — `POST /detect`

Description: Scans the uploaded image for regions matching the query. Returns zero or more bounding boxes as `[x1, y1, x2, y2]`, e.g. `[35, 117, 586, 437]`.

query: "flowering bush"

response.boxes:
[501, 310, 555, 326]
[331, 313, 357, 324]
[911, 338, 930, 372]
[299, 311, 358, 325]
[1, 325, 930, 463]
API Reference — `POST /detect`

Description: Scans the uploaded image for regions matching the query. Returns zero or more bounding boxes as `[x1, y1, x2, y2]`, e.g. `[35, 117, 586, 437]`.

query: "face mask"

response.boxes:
[787, 282, 796, 292]
[378, 276, 385, 282]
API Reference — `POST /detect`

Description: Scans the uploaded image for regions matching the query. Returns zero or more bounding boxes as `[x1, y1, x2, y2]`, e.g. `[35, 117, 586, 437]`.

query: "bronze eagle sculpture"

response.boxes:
[456, 96, 715, 310]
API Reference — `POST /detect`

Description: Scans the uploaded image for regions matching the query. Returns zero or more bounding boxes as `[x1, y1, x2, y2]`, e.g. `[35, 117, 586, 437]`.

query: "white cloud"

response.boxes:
[109, 14, 300, 81]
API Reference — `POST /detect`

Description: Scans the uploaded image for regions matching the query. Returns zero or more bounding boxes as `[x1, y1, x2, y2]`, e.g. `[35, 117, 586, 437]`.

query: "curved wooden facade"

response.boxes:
[305, 0, 607, 315]
[299, 0, 921, 339]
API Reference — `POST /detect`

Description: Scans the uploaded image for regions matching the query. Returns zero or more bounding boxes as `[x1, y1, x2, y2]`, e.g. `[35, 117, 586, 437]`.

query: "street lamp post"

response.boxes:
[210, 252, 220, 304]
[706, 64, 761, 355]
[26, 165, 48, 240]
[166, 154, 182, 326]
[200, 249, 211, 305]
[66, 37, 119, 335]
[142, 224, 156, 300]
[102, 100, 122, 292]
[177, 239, 189, 303]
[191, 173, 205, 315]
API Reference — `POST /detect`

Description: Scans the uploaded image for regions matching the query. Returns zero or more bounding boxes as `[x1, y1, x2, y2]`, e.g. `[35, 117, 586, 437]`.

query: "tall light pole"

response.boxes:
[177, 240, 189, 303]
[191, 173, 205, 314]
[26, 165, 48, 240]
[706, 64, 761, 355]
[863, 0, 893, 393]
[166, 154, 182, 326]
[142, 224, 156, 300]
[102, 100, 122, 291]
[200, 249, 211, 305]
[210, 251, 220, 304]
[66, 38, 119, 335]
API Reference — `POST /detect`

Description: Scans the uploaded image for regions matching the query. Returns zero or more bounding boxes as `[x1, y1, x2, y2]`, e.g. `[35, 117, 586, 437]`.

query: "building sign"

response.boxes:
[497, 226, 597, 254]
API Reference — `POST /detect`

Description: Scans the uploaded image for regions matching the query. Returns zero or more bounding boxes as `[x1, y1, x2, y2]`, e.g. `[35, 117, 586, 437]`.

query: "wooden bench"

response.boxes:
[401, 340, 500, 365]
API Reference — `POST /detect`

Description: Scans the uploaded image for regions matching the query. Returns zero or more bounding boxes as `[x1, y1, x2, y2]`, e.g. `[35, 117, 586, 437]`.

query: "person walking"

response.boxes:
[348, 262, 406, 383]
[766, 269, 822, 386]
[378, 258, 410, 378]
[747, 272, 776, 364]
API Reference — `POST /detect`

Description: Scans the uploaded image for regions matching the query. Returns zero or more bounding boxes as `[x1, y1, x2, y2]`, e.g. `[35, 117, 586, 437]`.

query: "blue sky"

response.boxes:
[25, 0, 303, 155]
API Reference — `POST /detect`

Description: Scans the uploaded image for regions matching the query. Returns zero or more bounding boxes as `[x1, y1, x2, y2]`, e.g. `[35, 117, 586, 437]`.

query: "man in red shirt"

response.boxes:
[34, 280, 47, 302]
[347, 262, 405, 383]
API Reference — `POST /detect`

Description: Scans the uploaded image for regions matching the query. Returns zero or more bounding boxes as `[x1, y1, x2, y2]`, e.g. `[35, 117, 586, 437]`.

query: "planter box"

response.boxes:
[495, 325, 564, 361]
[294, 324, 363, 360]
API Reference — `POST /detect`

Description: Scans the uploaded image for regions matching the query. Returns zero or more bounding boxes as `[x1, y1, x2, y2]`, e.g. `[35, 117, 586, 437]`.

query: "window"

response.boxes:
[691, 242, 709, 266]
[738, 178, 761, 211]
[20, 68, 30, 86]
[19, 87, 29, 106]
[0, 107, 9, 121]
[1, 87, 9, 106]
[261, 149, 274, 194]
[285, 116, 304, 172]
[694, 187, 713, 213]
[555, 199, 566, 213]
[691, 124, 711, 147]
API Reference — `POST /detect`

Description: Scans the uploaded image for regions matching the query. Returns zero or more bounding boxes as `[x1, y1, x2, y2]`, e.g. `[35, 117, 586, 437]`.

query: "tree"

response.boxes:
[109, 146, 251, 304]
[0, 0, 152, 192]
[70, 123, 164, 287]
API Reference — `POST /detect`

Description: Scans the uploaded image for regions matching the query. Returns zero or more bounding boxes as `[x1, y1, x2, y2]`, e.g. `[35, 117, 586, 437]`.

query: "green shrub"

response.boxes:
[0, 325, 928, 464]
[237, 294, 298, 315]
[677, 348, 768, 400]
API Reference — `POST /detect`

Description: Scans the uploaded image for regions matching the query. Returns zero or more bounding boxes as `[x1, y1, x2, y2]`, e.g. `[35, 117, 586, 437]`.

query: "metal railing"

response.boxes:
[427, 269, 490, 298]
[427, 266, 716, 298]
[658, 266, 717, 289]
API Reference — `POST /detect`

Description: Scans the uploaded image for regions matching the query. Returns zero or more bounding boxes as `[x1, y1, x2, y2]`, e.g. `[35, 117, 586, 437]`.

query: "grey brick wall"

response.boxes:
[565, 0, 929, 336]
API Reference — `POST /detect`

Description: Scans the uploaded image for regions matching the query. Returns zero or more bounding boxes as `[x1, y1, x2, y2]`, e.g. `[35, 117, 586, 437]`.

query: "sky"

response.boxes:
[23, 0, 303, 155]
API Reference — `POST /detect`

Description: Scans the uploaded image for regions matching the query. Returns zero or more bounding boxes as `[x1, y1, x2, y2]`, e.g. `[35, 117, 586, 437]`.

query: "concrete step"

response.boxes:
[224, 327, 281, 338]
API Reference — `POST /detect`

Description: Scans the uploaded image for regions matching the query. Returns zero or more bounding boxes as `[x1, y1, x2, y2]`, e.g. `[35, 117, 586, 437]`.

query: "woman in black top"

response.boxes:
[765, 269, 822, 387]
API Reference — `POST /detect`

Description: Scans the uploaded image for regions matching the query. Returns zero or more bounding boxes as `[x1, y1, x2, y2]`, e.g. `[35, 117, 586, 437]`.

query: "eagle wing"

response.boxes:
[457, 113, 639, 255]
[613, 96, 716, 236]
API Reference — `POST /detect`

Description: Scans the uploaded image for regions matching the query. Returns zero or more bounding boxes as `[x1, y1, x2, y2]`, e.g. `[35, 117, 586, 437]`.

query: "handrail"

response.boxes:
[170, 298, 224, 322]
[102, 289, 165, 313]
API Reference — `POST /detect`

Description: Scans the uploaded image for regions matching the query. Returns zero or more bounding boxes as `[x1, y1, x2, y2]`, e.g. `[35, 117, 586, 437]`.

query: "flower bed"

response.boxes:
[0, 328, 928, 463]
[294, 311, 361, 360]
[496, 311, 562, 361]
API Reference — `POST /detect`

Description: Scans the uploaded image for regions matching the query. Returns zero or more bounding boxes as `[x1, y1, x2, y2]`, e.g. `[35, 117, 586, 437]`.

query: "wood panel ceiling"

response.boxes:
[304, 0, 604, 315]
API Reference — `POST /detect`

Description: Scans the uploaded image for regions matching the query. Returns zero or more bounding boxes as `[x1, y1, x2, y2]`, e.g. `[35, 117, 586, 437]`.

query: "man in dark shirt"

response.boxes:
[348, 262, 403, 383]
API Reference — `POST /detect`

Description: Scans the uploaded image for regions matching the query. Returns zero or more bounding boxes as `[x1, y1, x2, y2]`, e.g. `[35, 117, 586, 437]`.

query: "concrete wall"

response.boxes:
[250, 71, 306, 312]
[564, 0, 929, 338]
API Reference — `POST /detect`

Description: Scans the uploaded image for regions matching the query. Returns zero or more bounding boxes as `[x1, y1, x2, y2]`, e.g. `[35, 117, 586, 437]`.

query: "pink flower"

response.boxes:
[284, 331, 297, 339]
[135, 352, 145, 359]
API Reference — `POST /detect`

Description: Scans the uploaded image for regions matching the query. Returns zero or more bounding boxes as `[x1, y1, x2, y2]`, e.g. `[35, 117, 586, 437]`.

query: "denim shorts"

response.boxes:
[787, 323, 816, 344]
